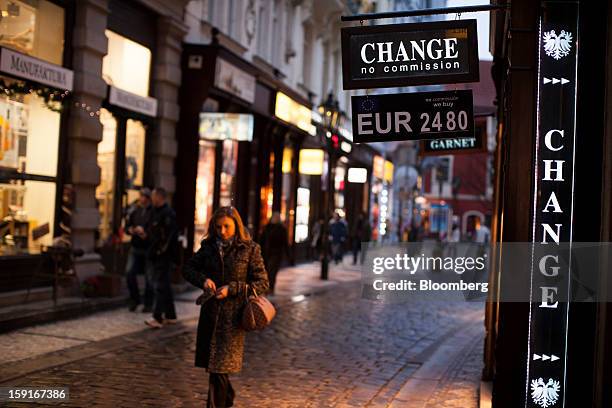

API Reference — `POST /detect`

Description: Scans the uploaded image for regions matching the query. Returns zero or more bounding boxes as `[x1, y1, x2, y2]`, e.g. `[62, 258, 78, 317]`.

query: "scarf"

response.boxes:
[216, 236, 235, 258]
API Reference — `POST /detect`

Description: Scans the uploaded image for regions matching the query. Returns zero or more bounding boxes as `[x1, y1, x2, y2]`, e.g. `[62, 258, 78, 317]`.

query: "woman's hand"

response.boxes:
[215, 285, 229, 299]
[204, 278, 217, 292]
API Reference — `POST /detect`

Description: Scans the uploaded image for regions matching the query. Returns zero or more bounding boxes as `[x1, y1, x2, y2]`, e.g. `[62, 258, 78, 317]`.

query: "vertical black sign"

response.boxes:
[526, 2, 578, 408]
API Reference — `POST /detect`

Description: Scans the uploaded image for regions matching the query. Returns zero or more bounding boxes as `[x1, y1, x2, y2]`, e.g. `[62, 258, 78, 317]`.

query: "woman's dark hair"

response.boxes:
[206, 206, 251, 242]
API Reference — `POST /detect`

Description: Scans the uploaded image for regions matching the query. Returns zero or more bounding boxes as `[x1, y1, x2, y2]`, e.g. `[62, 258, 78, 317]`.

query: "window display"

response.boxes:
[95, 29, 152, 247]
[219, 139, 238, 207]
[96, 109, 117, 244]
[334, 164, 346, 214]
[295, 187, 310, 243]
[96, 111, 148, 245]
[193, 140, 216, 250]
[260, 151, 274, 230]
[0, 0, 65, 65]
[102, 30, 152, 97]
[280, 146, 295, 242]
[124, 118, 146, 199]
[0, 82, 60, 254]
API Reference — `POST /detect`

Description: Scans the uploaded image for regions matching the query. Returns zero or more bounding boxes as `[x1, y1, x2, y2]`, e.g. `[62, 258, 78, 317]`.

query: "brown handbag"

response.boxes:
[241, 284, 276, 331]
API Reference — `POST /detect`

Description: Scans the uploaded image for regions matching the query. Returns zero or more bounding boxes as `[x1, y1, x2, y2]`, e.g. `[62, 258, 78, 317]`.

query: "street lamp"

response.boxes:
[319, 92, 340, 280]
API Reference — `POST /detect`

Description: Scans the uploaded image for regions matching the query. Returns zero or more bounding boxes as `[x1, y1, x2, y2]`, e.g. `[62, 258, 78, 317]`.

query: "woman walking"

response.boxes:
[182, 206, 269, 407]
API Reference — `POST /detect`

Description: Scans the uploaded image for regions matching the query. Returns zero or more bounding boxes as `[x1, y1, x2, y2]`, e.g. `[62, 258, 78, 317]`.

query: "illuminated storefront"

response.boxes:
[0, 0, 71, 290]
[176, 44, 315, 256]
[97, 30, 154, 241]
[370, 156, 394, 241]
[269, 91, 316, 247]
[94, 23, 158, 273]
[295, 148, 324, 244]
[193, 113, 253, 249]
[0, 0, 186, 299]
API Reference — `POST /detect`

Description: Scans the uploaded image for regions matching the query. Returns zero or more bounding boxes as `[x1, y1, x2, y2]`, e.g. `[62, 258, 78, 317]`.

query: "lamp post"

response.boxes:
[319, 93, 339, 280]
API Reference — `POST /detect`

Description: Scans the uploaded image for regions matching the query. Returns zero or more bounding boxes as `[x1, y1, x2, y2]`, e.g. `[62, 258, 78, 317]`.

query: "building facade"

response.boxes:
[0, 0, 386, 303]
[0, 0, 188, 297]
[178, 0, 383, 261]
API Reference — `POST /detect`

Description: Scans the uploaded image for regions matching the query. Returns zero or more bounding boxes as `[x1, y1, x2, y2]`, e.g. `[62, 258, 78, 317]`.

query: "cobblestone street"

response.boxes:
[1, 263, 484, 407]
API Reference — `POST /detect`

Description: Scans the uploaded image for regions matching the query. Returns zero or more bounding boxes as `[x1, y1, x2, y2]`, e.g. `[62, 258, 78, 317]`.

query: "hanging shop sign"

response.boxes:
[351, 90, 474, 143]
[384, 160, 394, 183]
[275, 92, 316, 135]
[420, 125, 486, 156]
[214, 58, 256, 104]
[108, 86, 158, 117]
[348, 167, 367, 183]
[298, 149, 324, 175]
[373, 155, 385, 179]
[525, 3, 578, 408]
[0, 47, 74, 91]
[341, 19, 479, 90]
[199, 113, 254, 142]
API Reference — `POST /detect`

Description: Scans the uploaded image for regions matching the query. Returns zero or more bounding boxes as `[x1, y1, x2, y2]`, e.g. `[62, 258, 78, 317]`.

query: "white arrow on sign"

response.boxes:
[543, 77, 570, 85]
[533, 353, 560, 361]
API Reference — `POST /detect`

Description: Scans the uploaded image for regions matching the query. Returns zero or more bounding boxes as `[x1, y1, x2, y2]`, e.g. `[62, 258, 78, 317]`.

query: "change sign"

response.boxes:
[351, 90, 474, 143]
[341, 20, 479, 90]
[525, 2, 579, 407]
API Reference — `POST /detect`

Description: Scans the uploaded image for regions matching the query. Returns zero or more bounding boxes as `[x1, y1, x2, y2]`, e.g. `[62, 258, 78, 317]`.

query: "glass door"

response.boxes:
[96, 110, 147, 246]
[122, 118, 146, 242]
[96, 109, 117, 244]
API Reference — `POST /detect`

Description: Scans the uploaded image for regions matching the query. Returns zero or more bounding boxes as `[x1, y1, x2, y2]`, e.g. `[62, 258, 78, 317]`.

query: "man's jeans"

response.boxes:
[126, 248, 154, 307]
[149, 256, 177, 321]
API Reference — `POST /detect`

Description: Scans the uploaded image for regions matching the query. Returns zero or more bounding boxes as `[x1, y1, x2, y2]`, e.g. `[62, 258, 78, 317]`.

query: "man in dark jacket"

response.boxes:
[330, 212, 348, 264]
[144, 187, 178, 328]
[351, 212, 371, 265]
[260, 212, 289, 294]
[125, 188, 153, 312]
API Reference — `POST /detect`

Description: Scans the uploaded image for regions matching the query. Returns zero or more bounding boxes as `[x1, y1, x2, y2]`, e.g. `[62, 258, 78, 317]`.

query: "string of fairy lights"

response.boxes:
[0, 78, 102, 118]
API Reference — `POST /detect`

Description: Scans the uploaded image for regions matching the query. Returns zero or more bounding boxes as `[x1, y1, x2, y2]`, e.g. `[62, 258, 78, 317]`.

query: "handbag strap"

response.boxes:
[245, 283, 258, 299]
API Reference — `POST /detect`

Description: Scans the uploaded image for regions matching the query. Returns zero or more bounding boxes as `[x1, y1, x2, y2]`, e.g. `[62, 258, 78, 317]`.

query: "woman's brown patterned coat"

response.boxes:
[182, 238, 269, 373]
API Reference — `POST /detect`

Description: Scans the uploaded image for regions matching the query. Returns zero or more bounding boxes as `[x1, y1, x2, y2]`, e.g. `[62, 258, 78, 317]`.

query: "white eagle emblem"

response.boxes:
[531, 378, 561, 407]
[543, 30, 573, 60]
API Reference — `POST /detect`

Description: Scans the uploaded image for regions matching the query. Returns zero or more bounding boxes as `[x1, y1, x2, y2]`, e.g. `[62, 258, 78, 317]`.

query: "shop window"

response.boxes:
[102, 30, 152, 97]
[96, 110, 148, 246]
[125, 119, 145, 192]
[219, 139, 238, 207]
[334, 164, 346, 212]
[280, 146, 295, 243]
[0, 81, 60, 254]
[260, 150, 274, 230]
[96, 109, 117, 244]
[194, 140, 216, 251]
[295, 187, 310, 243]
[0, 0, 65, 65]
[121, 118, 146, 244]
[434, 157, 451, 183]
